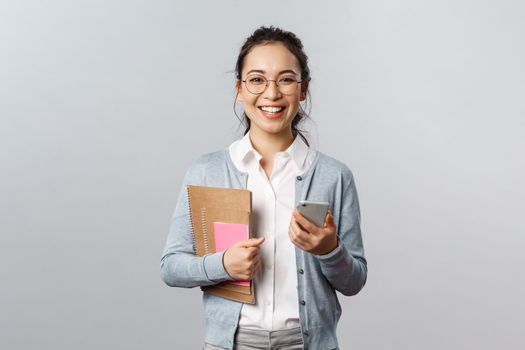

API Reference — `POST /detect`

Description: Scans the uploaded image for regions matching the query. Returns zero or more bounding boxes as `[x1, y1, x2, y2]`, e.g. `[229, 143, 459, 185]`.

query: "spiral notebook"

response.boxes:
[186, 185, 254, 304]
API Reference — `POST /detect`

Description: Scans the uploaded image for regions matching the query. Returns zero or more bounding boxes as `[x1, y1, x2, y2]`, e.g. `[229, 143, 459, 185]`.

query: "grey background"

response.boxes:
[1, 0, 524, 349]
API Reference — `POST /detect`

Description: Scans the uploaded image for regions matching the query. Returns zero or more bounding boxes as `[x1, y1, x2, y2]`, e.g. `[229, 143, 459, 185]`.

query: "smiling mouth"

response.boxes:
[258, 106, 285, 113]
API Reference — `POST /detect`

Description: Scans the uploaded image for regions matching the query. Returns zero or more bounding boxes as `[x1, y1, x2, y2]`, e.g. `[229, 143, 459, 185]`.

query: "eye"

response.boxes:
[279, 76, 298, 84]
[247, 76, 266, 85]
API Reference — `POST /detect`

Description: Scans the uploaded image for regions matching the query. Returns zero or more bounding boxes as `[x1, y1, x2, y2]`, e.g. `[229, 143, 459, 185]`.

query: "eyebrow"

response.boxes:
[246, 69, 298, 76]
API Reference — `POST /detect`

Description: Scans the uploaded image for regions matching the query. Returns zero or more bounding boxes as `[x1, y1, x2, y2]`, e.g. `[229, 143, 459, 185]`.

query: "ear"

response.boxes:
[235, 80, 243, 101]
[299, 80, 309, 101]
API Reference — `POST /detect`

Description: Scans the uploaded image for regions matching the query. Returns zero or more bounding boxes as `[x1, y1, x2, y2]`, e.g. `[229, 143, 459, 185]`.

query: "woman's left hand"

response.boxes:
[289, 210, 338, 255]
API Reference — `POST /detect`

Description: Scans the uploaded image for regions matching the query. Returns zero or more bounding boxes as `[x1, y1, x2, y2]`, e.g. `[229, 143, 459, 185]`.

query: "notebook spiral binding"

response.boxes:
[201, 207, 210, 254]
[186, 186, 197, 254]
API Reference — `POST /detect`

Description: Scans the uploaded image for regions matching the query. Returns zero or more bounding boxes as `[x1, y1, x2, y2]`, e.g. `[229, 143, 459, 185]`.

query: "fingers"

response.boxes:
[289, 220, 313, 251]
[292, 211, 318, 233]
[245, 246, 260, 259]
[251, 255, 261, 275]
[324, 210, 335, 229]
[238, 236, 265, 248]
[290, 216, 313, 241]
[224, 236, 264, 280]
[242, 252, 260, 280]
[288, 225, 310, 251]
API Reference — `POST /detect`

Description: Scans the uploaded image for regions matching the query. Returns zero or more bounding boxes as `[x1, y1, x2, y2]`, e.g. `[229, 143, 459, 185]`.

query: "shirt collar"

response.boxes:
[237, 131, 310, 170]
[237, 132, 261, 162]
[286, 133, 310, 170]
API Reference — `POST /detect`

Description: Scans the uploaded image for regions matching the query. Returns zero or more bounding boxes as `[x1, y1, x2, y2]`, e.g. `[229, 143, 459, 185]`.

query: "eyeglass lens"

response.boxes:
[244, 75, 300, 95]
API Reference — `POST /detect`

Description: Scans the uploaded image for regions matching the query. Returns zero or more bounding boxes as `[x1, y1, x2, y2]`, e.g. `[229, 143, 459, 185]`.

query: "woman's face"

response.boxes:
[236, 42, 307, 139]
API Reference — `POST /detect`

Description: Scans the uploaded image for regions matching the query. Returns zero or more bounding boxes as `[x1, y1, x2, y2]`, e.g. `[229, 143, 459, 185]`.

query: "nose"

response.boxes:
[263, 80, 281, 100]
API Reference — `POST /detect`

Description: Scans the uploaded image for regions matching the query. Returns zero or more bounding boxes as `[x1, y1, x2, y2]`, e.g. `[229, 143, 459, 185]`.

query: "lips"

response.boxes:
[258, 106, 285, 113]
[258, 105, 286, 119]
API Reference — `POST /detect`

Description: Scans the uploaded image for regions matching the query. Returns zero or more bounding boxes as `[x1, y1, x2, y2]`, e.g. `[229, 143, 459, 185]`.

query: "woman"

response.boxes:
[160, 26, 367, 350]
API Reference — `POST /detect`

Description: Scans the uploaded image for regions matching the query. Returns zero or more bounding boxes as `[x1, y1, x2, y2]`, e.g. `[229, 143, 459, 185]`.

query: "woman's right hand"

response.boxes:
[222, 237, 265, 280]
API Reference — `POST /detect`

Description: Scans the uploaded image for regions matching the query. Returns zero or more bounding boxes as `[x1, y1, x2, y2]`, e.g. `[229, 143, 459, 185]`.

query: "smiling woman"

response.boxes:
[234, 41, 309, 179]
[160, 26, 367, 350]
[237, 43, 304, 132]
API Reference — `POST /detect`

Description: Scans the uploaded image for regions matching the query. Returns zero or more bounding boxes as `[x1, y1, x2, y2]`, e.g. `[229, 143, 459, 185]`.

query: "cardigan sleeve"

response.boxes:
[160, 162, 234, 288]
[315, 170, 368, 296]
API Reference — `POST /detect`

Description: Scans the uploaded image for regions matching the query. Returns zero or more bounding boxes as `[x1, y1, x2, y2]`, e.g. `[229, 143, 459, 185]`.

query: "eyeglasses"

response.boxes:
[242, 74, 303, 95]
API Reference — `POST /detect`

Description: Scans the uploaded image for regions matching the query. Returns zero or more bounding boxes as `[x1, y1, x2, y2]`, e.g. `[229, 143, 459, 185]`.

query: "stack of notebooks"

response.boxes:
[186, 185, 255, 304]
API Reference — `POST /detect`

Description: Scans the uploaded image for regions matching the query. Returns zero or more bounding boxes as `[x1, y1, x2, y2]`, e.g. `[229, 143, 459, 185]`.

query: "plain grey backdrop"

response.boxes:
[1, 0, 524, 349]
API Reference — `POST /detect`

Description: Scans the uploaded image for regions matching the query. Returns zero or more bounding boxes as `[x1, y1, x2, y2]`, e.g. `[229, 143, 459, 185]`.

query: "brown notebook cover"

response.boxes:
[186, 185, 255, 304]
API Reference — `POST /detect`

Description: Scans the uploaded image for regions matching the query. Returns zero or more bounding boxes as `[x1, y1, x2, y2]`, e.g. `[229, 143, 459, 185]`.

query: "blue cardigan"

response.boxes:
[160, 148, 367, 350]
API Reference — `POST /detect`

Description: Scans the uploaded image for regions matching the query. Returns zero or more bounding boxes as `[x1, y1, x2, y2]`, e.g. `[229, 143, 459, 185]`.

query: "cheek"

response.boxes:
[286, 97, 301, 115]
[240, 98, 259, 120]
[240, 94, 258, 108]
[288, 94, 302, 106]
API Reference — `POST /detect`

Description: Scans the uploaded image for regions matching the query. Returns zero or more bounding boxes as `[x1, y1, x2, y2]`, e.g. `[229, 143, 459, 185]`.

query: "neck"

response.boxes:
[248, 128, 295, 159]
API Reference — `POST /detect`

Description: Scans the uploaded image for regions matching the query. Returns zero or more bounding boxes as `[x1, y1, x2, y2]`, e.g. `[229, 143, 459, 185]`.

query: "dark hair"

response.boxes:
[234, 26, 312, 146]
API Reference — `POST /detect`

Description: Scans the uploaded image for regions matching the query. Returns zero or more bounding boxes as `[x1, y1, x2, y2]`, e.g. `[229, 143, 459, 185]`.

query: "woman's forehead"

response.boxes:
[243, 42, 300, 75]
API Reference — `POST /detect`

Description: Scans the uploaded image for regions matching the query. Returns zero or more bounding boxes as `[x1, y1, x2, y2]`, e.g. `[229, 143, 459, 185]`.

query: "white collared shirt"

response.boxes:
[228, 132, 316, 331]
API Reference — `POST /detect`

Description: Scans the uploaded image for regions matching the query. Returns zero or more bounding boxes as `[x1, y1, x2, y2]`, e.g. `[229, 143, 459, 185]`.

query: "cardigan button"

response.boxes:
[296, 176, 302, 181]
[303, 330, 309, 336]
[298, 268, 304, 274]
[300, 300, 306, 305]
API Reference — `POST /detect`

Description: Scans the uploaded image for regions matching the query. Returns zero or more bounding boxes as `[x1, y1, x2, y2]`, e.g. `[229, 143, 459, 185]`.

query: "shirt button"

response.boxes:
[296, 176, 302, 181]
[266, 264, 273, 270]
[298, 268, 304, 274]
[300, 300, 306, 305]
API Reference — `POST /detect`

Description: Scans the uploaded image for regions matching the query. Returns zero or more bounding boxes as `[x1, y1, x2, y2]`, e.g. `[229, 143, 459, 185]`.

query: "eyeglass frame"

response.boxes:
[240, 75, 308, 95]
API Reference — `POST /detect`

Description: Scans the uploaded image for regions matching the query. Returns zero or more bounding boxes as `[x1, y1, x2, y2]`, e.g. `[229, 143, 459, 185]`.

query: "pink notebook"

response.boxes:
[213, 222, 250, 286]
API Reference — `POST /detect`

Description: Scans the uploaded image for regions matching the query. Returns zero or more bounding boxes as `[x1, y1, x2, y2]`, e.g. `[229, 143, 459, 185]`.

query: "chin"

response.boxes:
[258, 124, 293, 136]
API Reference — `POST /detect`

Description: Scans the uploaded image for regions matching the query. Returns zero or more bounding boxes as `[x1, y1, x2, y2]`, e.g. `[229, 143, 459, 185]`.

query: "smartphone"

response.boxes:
[296, 200, 329, 228]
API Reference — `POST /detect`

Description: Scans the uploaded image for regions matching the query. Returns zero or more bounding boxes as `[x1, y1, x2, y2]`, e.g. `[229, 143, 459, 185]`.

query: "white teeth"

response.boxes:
[260, 106, 284, 113]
